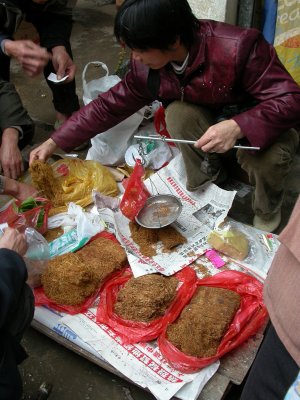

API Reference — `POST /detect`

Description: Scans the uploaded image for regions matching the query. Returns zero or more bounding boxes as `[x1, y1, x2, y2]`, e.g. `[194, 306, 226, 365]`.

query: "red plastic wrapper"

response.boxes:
[34, 284, 101, 315]
[34, 231, 129, 315]
[0, 196, 51, 234]
[158, 270, 268, 373]
[96, 266, 198, 344]
[153, 105, 175, 146]
[119, 160, 150, 221]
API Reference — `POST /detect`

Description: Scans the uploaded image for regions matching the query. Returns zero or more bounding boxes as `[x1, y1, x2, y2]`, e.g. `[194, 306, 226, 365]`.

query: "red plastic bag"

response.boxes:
[158, 270, 268, 373]
[0, 196, 51, 234]
[153, 106, 175, 147]
[96, 266, 197, 344]
[34, 231, 129, 315]
[119, 160, 150, 220]
[34, 284, 101, 315]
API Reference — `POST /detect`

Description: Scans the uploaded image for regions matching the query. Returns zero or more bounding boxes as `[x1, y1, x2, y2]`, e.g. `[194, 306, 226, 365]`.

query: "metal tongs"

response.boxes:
[134, 134, 260, 151]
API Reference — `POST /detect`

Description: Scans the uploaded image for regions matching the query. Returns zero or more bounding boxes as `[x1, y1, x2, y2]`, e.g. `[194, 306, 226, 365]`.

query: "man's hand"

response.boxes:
[29, 138, 58, 165]
[0, 227, 27, 256]
[0, 128, 23, 179]
[2, 176, 37, 201]
[194, 119, 243, 153]
[4, 39, 50, 77]
[51, 46, 76, 82]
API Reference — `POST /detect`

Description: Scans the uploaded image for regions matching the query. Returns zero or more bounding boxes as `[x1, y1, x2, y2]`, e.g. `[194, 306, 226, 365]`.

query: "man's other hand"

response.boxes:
[0, 227, 27, 256]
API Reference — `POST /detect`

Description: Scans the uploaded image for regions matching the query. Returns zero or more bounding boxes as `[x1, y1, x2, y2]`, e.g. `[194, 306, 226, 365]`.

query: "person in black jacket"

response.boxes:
[0, 226, 34, 400]
[0, 0, 80, 173]
[0, 79, 34, 179]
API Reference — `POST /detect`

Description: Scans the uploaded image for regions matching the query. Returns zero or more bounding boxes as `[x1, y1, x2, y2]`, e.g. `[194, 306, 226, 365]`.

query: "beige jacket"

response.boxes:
[264, 196, 300, 366]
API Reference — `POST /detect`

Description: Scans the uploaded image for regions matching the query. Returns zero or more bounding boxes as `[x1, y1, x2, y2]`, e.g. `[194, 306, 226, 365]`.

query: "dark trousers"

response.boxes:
[165, 101, 299, 219]
[42, 42, 80, 116]
[0, 284, 34, 400]
[240, 323, 299, 400]
[0, 43, 80, 116]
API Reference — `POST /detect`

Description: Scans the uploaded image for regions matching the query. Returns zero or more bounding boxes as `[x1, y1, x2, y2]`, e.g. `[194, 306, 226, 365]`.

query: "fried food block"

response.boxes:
[76, 237, 127, 282]
[167, 286, 241, 358]
[114, 274, 178, 322]
[42, 252, 99, 306]
[29, 160, 62, 203]
[43, 227, 64, 242]
[158, 226, 187, 251]
[42, 237, 127, 306]
[129, 222, 186, 257]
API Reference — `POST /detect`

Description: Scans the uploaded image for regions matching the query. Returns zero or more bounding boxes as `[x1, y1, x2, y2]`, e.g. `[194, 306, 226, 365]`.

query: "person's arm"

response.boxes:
[0, 175, 37, 201]
[0, 127, 23, 179]
[0, 228, 28, 330]
[232, 32, 300, 149]
[3, 39, 50, 77]
[28, 9, 75, 81]
[29, 62, 154, 163]
[0, 1, 20, 57]
[0, 80, 35, 178]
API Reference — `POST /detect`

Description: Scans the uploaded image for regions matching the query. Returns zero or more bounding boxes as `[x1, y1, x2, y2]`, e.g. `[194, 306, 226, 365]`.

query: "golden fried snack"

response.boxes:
[115, 274, 178, 322]
[167, 286, 241, 358]
[42, 253, 99, 306]
[42, 237, 127, 306]
[76, 237, 127, 282]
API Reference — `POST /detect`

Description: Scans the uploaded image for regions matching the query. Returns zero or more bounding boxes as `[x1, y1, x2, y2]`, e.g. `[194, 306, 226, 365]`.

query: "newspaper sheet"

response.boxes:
[95, 155, 278, 279]
[61, 309, 219, 400]
[112, 155, 237, 276]
[34, 305, 219, 400]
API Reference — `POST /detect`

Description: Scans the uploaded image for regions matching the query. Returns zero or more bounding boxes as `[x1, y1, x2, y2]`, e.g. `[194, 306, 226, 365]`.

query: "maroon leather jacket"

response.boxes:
[52, 20, 300, 152]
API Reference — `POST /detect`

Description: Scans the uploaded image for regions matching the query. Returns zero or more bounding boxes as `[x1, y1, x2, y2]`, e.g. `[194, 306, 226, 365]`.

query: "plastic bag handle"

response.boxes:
[82, 61, 110, 89]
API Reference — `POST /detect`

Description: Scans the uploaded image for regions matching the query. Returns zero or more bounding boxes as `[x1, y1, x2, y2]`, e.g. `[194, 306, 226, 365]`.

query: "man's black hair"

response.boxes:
[114, 0, 199, 50]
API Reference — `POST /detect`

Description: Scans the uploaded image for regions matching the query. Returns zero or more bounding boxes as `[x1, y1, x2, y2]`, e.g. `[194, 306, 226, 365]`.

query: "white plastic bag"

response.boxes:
[82, 61, 120, 105]
[83, 61, 145, 166]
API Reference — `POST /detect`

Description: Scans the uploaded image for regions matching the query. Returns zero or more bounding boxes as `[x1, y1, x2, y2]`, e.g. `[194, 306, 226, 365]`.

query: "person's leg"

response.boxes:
[165, 101, 226, 190]
[0, 337, 23, 400]
[43, 42, 80, 122]
[241, 323, 298, 400]
[236, 129, 299, 231]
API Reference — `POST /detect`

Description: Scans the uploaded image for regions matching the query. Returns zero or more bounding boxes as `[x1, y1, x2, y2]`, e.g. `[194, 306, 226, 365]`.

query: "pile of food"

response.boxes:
[129, 222, 186, 257]
[43, 227, 64, 242]
[166, 286, 241, 358]
[114, 274, 178, 322]
[30, 160, 63, 207]
[42, 237, 127, 305]
[30, 159, 119, 215]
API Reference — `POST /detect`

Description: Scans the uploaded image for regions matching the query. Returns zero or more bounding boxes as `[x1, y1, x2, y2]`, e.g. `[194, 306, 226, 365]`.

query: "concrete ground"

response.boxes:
[9, 1, 300, 399]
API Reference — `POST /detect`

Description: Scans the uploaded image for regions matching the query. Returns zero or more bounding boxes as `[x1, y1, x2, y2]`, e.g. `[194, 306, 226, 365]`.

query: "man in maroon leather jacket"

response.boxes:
[29, 0, 300, 232]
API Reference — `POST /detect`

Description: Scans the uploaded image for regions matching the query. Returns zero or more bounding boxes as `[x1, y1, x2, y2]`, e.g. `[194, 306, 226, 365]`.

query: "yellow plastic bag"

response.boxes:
[49, 158, 119, 215]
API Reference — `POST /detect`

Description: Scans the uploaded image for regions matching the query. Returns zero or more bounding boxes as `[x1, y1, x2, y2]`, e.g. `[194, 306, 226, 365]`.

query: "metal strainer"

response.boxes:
[135, 194, 182, 229]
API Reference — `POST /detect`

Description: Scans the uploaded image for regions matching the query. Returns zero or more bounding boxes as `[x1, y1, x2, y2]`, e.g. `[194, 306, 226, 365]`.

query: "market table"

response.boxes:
[31, 313, 267, 400]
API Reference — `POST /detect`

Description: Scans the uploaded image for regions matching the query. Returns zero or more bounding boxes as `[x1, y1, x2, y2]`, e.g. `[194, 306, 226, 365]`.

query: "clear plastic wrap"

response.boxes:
[24, 227, 50, 288]
[207, 221, 250, 261]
